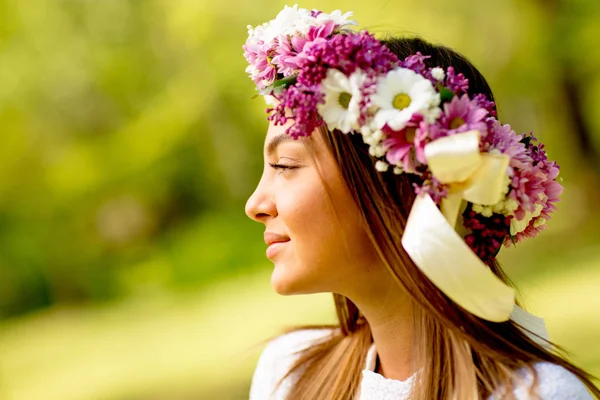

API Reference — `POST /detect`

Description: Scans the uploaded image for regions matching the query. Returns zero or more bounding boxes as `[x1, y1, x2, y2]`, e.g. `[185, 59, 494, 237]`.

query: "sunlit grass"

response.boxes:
[0, 256, 598, 400]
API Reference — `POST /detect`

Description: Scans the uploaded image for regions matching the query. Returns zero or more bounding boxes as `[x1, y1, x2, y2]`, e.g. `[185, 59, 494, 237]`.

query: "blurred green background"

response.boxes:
[1, 0, 599, 399]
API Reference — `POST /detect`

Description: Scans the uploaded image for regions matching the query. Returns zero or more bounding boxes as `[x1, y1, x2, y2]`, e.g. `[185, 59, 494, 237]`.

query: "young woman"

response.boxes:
[243, 6, 599, 399]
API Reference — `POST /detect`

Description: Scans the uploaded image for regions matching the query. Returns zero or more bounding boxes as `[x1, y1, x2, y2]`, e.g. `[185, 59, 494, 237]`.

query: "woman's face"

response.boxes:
[245, 120, 383, 296]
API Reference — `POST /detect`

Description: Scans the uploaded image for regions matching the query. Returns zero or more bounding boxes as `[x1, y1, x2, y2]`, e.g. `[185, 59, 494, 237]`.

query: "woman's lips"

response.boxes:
[264, 232, 290, 259]
[266, 240, 290, 259]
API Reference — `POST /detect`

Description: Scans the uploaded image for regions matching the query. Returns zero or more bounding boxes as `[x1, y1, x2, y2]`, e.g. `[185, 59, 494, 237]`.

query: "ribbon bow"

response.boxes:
[401, 130, 518, 322]
[425, 130, 510, 227]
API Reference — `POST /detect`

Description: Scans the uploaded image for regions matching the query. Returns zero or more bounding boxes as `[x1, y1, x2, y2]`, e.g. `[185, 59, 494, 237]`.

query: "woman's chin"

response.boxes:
[270, 263, 316, 295]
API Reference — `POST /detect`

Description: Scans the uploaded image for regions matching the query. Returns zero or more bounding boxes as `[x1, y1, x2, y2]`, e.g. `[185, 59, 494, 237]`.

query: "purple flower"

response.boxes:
[267, 84, 325, 139]
[473, 93, 497, 117]
[297, 31, 398, 86]
[445, 67, 469, 95]
[483, 118, 531, 169]
[431, 94, 489, 139]
[399, 52, 430, 75]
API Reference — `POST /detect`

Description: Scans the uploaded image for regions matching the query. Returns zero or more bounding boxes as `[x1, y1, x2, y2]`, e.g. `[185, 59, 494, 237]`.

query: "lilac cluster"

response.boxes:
[268, 31, 399, 138]
[297, 31, 398, 86]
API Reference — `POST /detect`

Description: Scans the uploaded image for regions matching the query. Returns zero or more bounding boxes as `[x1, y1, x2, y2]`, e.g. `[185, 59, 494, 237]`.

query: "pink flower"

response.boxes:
[483, 118, 531, 169]
[509, 166, 546, 221]
[243, 39, 278, 89]
[293, 20, 337, 53]
[272, 21, 338, 77]
[383, 115, 427, 173]
[507, 217, 548, 245]
[271, 36, 299, 77]
[434, 94, 488, 139]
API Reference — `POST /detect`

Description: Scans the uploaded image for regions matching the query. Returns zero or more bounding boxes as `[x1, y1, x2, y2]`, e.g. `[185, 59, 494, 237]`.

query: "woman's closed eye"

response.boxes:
[268, 161, 301, 174]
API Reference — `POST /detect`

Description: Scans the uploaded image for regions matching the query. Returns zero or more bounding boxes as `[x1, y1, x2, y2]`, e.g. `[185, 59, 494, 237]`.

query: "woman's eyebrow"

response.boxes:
[266, 133, 306, 156]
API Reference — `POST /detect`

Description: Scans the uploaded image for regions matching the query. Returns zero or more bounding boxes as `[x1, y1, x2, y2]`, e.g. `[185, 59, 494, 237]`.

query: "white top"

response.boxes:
[249, 329, 593, 400]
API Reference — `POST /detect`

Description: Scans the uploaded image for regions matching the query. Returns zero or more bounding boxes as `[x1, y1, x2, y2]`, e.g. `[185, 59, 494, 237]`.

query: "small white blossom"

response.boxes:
[480, 207, 494, 217]
[375, 160, 389, 172]
[369, 144, 386, 158]
[359, 125, 373, 137]
[431, 67, 445, 81]
[362, 129, 384, 146]
[393, 166, 404, 175]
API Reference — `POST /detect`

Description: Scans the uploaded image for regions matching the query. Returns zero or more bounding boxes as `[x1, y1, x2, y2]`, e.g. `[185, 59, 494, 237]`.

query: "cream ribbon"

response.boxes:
[401, 130, 519, 322]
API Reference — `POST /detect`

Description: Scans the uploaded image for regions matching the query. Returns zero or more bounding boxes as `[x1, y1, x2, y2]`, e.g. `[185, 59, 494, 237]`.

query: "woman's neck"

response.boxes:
[347, 278, 415, 381]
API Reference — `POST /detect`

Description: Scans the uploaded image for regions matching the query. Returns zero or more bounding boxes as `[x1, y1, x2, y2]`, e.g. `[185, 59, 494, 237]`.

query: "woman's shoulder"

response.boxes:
[499, 362, 593, 400]
[249, 328, 334, 400]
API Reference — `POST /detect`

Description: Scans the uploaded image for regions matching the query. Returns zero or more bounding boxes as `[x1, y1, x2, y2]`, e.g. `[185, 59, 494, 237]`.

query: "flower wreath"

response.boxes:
[243, 5, 562, 323]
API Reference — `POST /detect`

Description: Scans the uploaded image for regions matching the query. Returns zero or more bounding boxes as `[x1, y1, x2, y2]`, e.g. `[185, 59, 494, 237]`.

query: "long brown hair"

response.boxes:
[278, 36, 600, 399]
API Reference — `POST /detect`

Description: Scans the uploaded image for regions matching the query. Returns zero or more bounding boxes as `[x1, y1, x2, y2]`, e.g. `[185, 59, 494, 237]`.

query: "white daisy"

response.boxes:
[371, 67, 441, 131]
[317, 69, 364, 133]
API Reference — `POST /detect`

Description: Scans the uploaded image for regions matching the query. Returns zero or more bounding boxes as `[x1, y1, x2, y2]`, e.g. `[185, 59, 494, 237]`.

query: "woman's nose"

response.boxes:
[245, 182, 277, 223]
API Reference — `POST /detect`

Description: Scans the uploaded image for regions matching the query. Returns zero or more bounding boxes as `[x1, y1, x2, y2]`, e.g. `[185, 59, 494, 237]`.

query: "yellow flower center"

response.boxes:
[392, 93, 411, 110]
[338, 92, 352, 109]
[450, 117, 466, 130]
[405, 127, 416, 143]
[266, 49, 276, 67]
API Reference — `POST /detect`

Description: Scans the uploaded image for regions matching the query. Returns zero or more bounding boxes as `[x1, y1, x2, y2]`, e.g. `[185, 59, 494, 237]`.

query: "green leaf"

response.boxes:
[439, 86, 455, 103]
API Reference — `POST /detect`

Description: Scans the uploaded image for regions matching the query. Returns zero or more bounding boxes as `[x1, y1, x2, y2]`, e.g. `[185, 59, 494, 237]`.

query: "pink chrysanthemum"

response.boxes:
[243, 39, 278, 89]
[383, 114, 428, 173]
[509, 166, 546, 221]
[483, 118, 531, 169]
[430, 94, 489, 140]
[506, 133, 563, 244]
[272, 21, 338, 77]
